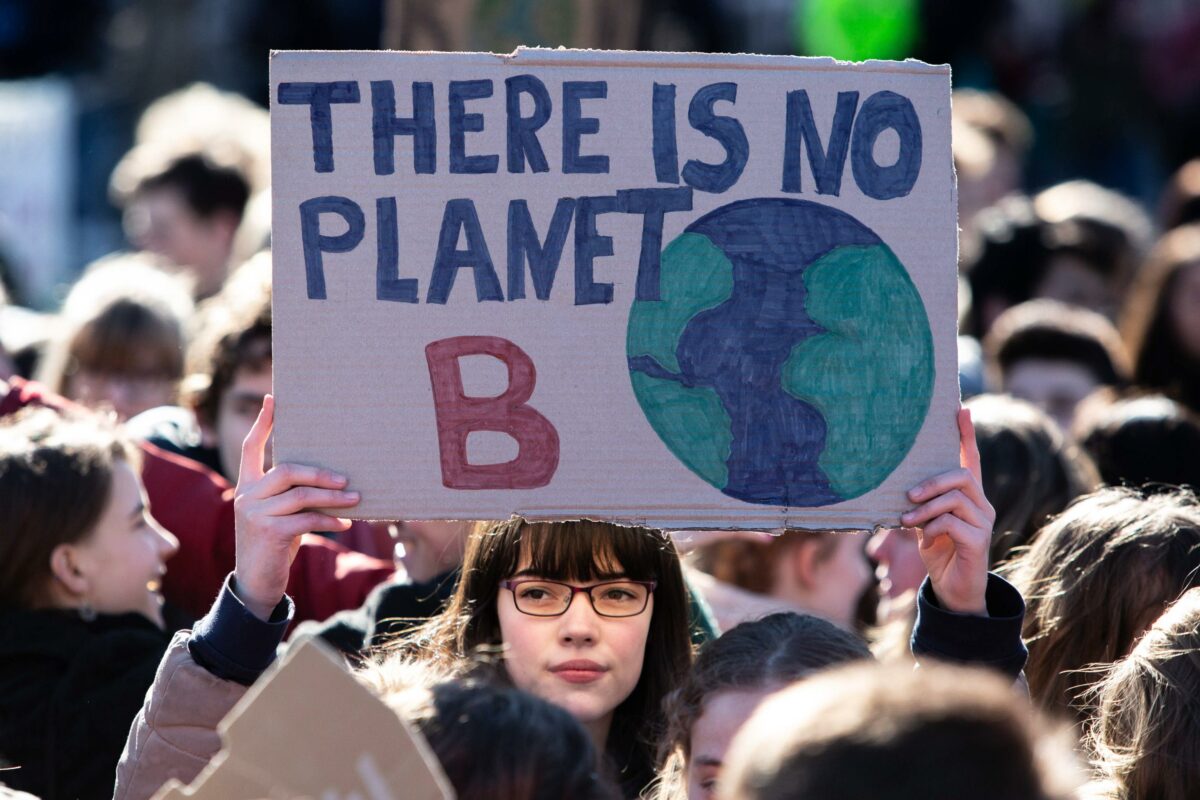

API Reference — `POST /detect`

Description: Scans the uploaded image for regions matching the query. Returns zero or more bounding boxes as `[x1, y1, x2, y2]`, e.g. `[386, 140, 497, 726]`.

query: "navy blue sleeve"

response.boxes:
[187, 573, 295, 686]
[910, 573, 1028, 681]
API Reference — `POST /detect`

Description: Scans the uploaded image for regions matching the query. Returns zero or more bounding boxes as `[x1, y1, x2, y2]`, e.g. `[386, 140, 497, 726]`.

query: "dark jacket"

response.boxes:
[0, 609, 170, 800]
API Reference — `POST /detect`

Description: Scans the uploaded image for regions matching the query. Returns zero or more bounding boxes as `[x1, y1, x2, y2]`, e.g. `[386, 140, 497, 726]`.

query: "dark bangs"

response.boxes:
[508, 520, 669, 583]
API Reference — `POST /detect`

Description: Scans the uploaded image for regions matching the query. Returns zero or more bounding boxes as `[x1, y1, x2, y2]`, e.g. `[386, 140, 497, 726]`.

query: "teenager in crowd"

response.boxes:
[983, 299, 1130, 434]
[1002, 487, 1200, 725]
[685, 530, 873, 632]
[1072, 390, 1200, 490]
[1085, 588, 1200, 800]
[968, 394, 1099, 565]
[0, 409, 179, 800]
[111, 149, 250, 300]
[36, 254, 194, 423]
[718, 663, 1081, 800]
[1121, 223, 1200, 414]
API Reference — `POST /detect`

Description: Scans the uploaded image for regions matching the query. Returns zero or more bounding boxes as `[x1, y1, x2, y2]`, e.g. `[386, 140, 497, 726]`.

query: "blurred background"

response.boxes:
[1, 0, 1197, 307]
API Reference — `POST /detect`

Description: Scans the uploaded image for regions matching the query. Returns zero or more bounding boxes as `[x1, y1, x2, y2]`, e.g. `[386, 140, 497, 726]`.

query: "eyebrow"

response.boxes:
[694, 756, 723, 768]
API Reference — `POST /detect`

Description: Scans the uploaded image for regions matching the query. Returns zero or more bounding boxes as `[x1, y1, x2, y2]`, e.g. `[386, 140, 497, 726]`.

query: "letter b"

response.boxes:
[425, 336, 559, 489]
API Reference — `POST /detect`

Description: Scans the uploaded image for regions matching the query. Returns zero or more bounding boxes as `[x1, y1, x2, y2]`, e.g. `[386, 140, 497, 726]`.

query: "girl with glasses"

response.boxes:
[400, 517, 693, 797]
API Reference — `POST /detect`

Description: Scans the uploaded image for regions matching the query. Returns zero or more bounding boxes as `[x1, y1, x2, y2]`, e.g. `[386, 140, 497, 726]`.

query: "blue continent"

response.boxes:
[639, 199, 883, 506]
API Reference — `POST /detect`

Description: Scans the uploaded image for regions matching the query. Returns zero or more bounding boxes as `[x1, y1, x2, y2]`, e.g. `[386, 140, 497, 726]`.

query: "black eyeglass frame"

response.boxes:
[499, 578, 658, 618]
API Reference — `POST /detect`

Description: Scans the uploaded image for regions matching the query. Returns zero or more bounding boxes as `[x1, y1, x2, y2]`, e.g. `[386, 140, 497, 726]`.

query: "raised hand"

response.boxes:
[232, 395, 360, 620]
[899, 408, 995, 616]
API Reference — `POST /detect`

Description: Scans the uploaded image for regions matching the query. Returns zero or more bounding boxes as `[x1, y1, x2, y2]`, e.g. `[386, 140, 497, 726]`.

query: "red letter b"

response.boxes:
[425, 336, 560, 489]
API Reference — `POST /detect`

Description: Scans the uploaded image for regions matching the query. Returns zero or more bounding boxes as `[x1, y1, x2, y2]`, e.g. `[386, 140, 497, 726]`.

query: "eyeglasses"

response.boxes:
[500, 578, 657, 618]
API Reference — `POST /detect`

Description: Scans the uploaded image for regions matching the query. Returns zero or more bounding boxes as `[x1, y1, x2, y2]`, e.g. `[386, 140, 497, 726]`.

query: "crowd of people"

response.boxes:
[1, 26, 1200, 800]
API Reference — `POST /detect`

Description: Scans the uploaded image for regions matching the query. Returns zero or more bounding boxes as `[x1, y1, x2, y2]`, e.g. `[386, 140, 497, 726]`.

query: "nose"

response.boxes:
[154, 522, 180, 561]
[866, 527, 891, 563]
[557, 590, 599, 645]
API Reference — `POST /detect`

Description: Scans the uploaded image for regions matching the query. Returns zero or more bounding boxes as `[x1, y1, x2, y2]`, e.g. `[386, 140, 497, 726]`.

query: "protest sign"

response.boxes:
[270, 48, 959, 530]
[151, 638, 454, 800]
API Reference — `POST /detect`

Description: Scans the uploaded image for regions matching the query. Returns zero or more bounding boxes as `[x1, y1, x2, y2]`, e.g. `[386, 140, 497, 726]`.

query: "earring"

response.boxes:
[79, 602, 97, 622]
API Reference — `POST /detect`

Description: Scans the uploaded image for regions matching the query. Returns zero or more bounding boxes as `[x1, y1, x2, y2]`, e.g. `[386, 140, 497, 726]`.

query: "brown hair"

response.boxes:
[652, 612, 871, 799]
[0, 407, 137, 610]
[38, 254, 194, 398]
[966, 394, 1100, 565]
[719, 662, 1081, 800]
[1121, 224, 1200, 413]
[984, 299, 1131, 389]
[1085, 588, 1200, 800]
[1001, 487, 1200, 724]
[689, 531, 840, 595]
[187, 252, 272, 427]
[400, 518, 693, 795]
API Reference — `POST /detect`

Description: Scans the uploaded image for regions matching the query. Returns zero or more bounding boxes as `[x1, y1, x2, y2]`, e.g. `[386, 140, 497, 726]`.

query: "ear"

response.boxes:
[790, 538, 823, 592]
[49, 543, 90, 598]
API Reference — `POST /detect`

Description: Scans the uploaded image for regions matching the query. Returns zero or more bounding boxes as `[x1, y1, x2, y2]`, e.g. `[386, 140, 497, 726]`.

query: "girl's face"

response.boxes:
[687, 687, 778, 800]
[496, 554, 654, 737]
[66, 460, 179, 627]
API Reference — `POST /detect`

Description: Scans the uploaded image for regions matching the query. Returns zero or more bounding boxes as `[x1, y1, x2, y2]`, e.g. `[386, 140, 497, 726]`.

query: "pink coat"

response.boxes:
[113, 633, 248, 800]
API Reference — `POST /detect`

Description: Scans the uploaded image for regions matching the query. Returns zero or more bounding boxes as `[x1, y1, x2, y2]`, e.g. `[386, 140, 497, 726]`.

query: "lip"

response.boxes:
[549, 660, 608, 684]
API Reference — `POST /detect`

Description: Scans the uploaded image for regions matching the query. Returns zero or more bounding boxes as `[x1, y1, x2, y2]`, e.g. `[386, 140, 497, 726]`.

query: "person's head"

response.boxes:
[1002, 487, 1200, 724]
[966, 394, 1100, 565]
[0, 407, 179, 627]
[984, 299, 1130, 432]
[655, 612, 872, 800]
[962, 194, 1051, 338]
[689, 531, 872, 631]
[187, 252, 272, 481]
[360, 657, 621, 800]
[1121, 224, 1200, 410]
[1086, 588, 1200, 800]
[113, 149, 250, 299]
[39, 254, 194, 421]
[1073, 390, 1200, 490]
[1032, 181, 1153, 321]
[409, 518, 693, 790]
[865, 525, 925, 622]
[718, 662, 1081, 800]
[952, 89, 1032, 228]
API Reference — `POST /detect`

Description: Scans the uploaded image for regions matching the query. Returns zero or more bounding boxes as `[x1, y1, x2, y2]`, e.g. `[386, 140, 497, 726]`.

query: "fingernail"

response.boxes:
[334, 474, 349, 486]
[346, 491, 360, 500]
[901, 512, 914, 525]
[908, 487, 922, 500]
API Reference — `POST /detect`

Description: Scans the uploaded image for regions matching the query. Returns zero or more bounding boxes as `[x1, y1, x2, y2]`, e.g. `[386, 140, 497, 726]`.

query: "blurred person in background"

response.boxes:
[1072, 390, 1200, 491]
[953, 88, 1032, 237]
[36, 254, 194, 422]
[967, 394, 1099, 566]
[1121, 224, 1200, 414]
[686, 531, 873, 633]
[984, 299, 1130, 434]
[110, 149, 250, 300]
[718, 663, 1082, 800]
[1002, 487, 1200, 727]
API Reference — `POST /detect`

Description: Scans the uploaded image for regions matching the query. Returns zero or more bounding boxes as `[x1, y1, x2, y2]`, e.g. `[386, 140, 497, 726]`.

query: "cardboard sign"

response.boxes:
[151, 639, 454, 800]
[270, 48, 959, 530]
